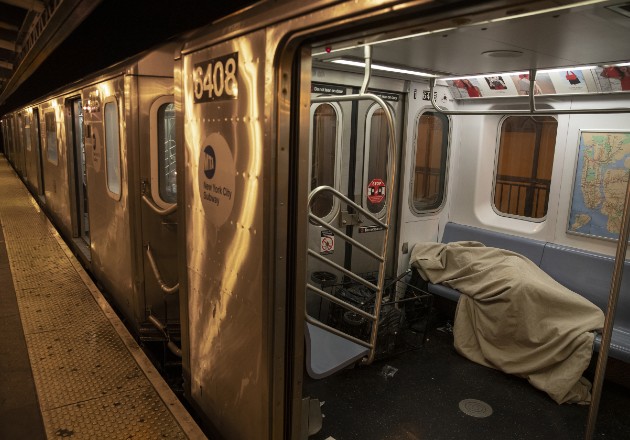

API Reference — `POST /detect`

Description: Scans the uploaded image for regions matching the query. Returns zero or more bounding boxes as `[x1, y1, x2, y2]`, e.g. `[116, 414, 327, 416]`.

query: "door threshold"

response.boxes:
[72, 237, 92, 263]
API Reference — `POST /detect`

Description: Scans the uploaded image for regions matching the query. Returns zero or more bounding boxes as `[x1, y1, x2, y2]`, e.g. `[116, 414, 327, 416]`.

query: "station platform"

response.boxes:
[0, 156, 205, 439]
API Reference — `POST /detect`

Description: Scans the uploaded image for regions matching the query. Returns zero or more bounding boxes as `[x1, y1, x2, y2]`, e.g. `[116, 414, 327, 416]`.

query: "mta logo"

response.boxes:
[204, 145, 216, 179]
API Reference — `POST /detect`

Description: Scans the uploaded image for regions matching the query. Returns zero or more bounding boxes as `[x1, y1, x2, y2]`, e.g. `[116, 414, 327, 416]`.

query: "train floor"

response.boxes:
[0, 156, 205, 439]
[304, 314, 630, 440]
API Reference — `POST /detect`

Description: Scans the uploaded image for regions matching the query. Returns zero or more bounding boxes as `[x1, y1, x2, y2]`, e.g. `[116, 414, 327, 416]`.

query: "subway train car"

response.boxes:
[1, 44, 181, 351]
[2, 0, 630, 439]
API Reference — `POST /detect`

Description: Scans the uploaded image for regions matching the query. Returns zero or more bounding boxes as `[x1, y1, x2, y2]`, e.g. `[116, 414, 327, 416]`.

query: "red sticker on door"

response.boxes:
[367, 178, 386, 204]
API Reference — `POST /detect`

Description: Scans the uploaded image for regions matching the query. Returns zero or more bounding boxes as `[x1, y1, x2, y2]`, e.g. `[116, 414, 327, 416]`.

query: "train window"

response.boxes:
[310, 103, 340, 218]
[158, 102, 176, 204]
[150, 97, 176, 208]
[365, 105, 389, 215]
[104, 99, 121, 197]
[45, 111, 58, 165]
[411, 111, 449, 213]
[493, 116, 557, 219]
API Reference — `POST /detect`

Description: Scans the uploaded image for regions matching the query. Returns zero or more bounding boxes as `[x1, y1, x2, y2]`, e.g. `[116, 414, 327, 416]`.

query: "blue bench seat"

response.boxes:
[422, 222, 630, 362]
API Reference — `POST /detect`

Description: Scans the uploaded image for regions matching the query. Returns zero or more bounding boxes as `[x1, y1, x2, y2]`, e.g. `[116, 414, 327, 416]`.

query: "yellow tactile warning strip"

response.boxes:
[0, 157, 206, 440]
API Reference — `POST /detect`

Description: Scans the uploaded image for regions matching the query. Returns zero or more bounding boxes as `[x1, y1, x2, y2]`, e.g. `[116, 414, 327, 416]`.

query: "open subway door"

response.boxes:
[304, 49, 408, 377]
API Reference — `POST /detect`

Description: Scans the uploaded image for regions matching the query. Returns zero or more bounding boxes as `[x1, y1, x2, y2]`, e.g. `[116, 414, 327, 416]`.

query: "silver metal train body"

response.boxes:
[2, 1, 630, 439]
[1, 44, 180, 340]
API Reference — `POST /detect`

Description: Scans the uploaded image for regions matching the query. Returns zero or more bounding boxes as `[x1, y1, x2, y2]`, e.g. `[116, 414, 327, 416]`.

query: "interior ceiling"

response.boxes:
[314, 0, 630, 77]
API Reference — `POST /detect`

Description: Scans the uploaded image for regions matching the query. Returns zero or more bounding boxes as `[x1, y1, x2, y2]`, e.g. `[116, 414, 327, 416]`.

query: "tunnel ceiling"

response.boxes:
[0, 0, 259, 115]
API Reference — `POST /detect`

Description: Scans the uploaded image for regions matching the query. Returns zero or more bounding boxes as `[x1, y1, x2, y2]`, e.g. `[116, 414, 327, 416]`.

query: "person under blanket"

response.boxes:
[409, 241, 604, 404]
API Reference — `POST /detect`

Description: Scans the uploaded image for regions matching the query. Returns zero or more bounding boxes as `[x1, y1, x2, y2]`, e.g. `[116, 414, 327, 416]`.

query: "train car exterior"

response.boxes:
[2, 0, 630, 439]
[1, 44, 181, 340]
[177, 0, 630, 438]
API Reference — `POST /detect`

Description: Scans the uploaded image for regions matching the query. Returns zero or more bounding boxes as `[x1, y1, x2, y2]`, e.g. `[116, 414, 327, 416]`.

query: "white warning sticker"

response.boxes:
[320, 230, 335, 255]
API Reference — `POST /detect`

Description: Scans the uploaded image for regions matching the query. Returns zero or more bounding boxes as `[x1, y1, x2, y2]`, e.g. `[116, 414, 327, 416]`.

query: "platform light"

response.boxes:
[329, 59, 439, 78]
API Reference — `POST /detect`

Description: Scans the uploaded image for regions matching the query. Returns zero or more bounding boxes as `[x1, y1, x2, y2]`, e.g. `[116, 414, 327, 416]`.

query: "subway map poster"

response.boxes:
[568, 131, 630, 240]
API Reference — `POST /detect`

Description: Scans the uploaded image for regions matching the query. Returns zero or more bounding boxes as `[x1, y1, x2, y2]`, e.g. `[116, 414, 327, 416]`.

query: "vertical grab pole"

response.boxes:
[528, 69, 536, 110]
[585, 172, 630, 440]
[362, 43, 396, 364]
[360, 46, 372, 95]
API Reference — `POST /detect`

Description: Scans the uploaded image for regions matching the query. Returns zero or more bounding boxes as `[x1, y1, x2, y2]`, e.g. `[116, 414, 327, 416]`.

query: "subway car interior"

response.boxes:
[299, 2, 630, 439]
[1, 1, 630, 439]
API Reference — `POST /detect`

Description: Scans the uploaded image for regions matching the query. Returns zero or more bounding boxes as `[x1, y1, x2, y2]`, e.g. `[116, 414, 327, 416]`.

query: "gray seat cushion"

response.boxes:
[540, 243, 630, 327]
[442, 223, 546, 265]
[594, 329, 630, 363]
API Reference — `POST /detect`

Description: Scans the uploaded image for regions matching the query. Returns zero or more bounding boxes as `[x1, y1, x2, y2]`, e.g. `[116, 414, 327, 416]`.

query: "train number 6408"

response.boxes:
[193, 52, 238, 103]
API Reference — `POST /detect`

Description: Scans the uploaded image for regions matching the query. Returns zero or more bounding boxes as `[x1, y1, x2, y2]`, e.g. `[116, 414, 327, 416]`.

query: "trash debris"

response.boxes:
[437, 321, 453, 334]
[380, 365, 398, 379]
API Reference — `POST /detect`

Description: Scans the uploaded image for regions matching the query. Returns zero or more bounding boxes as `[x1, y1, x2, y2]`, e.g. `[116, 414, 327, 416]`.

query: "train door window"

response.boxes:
[33, 108, 45, 197]
[18, 115, 25, 149]
[150, 97, 176, 208]
[17, 114, 24, 155]
[310, 102, 341, 219]
[493, 116, 557, 219]
[71, 99, 89, 243]
[104, 98, 121, 198]
[24, 114, 32, 151]
[411, 111, 449, 213]
[44, 110, 58, 165]
[364, 105, 389, 216]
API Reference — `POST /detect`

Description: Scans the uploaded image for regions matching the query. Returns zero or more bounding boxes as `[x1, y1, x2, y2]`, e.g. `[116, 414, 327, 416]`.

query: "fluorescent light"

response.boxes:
[369, 27, 457, 48]
[442, 71, 528, 81]
[312, 27, 456, 56]
[329, 59, 438, 78]
[489, 0, 607, 22]
[313, 1, 607, 56]
[539, 66, 595, 73]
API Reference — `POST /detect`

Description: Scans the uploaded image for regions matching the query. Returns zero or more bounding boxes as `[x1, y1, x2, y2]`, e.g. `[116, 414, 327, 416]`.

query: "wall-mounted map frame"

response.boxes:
[567, 130, 630, 241]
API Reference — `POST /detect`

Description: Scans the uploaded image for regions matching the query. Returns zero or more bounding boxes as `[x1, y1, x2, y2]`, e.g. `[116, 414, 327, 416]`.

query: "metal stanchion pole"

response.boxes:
[585, 171, 630, 439]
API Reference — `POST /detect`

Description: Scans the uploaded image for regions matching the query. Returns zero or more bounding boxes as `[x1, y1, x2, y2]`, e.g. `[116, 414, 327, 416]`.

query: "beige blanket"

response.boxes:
[410, 241, 604, 404]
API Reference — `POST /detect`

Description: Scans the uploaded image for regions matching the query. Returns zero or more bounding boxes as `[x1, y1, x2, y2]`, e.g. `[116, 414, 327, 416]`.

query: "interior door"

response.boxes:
[352, 94, 403, 276]
[307, 86, 353, 316]
[306, 83, 404, 318]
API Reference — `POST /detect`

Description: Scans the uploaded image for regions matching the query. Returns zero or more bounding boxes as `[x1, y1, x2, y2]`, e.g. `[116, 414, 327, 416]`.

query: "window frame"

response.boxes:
[103, 96, 122, 200]
[308, 101, 343, 222]
[44, 109, 58, 165]
[362, 103, 393, 219]
[149, 95, 177, 209]
[409, 108, 451, 216]
[491, 114, 558, 222]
